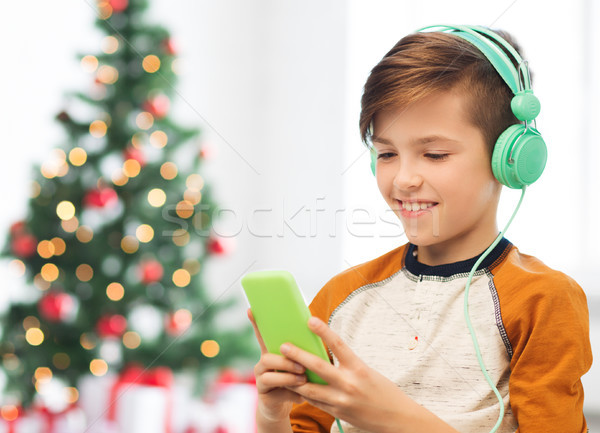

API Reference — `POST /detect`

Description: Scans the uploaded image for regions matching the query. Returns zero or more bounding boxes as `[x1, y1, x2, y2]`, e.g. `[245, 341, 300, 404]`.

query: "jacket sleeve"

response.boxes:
[500, 268, 593, 432]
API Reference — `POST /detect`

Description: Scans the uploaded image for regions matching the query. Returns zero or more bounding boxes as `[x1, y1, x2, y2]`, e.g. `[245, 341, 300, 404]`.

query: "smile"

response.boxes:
[399, 201, 437, 212]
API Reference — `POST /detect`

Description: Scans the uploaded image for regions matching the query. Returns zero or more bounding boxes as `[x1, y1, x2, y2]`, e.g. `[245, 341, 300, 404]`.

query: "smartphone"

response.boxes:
[241, 270, 329, 384]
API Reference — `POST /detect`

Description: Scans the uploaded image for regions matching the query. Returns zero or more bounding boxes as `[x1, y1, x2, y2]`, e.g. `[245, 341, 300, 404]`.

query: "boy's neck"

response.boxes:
[413, 229, 500, 267]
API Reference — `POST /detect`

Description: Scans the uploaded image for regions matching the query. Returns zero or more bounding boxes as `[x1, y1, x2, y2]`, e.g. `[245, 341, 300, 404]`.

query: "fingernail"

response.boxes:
[296, 374, 306, 383]
[293, 362, 305, 373]
[280, 343, 290, 355]
[308, 317, 320, 327]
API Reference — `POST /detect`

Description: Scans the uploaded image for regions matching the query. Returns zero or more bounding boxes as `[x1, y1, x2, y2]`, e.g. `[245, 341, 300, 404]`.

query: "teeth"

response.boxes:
[402, 201, 435, 211]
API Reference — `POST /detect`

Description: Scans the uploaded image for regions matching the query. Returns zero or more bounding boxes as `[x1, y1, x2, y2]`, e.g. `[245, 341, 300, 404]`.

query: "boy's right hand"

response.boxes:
[248, 309, 308, 423]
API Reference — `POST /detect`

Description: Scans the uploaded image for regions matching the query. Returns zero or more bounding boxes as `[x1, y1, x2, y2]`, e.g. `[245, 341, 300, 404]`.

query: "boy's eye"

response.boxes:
[377, 153, 396, 160]
[425, 153, 449, 161]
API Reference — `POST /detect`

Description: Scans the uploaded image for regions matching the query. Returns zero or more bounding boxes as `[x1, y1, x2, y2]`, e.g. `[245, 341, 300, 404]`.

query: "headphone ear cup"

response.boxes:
[492, 124, 547, 189]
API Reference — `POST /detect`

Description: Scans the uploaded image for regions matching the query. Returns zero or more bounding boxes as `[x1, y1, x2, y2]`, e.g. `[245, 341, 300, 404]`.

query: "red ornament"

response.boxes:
[123, 147, 146, 166]
[142, 94, 170, 119]
[139, 260, 164, 285]
[83, 187, 118, 208]
[38, 291, 75, 322]
[199, 142, 217, 160]
[11, 233, 38, 258]
[10, 221, 27, 235]
[165, 310, 192, 336]
[96, 314, 127, 338]
[161, 38, 178, 56]
[109, 0, 128, 12]
[207, 236, 234, 256]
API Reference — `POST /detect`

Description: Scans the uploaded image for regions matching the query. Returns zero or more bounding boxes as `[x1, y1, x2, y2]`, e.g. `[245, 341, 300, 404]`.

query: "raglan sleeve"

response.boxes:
[505, 272, 593, 433]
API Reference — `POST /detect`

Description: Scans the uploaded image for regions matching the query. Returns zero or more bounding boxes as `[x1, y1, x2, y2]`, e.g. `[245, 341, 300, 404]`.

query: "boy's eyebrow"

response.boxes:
[371, 135, 459, 146]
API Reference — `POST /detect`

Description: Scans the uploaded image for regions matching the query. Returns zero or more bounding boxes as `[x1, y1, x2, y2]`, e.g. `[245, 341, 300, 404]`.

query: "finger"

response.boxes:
[257, 371, 307, 393]
[280, 342, 337, 385]
[307, 316, 358, 366]
[254, 352, 306, 377]
[247, 308, 268, 354]
[287, 383, 339, 416]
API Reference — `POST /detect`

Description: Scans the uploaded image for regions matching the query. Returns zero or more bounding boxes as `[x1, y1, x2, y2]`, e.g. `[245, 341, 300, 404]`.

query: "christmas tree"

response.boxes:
[0, 0, 256, 408]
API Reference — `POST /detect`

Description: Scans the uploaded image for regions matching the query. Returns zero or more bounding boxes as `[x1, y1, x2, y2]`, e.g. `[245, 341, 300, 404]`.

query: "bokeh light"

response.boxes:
[106, 282, 125, 301]
[89, 120, 108, 138]
[175, 200, 194, 219]
[81, 55, 99, 73]
[160, 162, 178, 180]
[102, 36, 119, 54]
[56, 201, 76, 220]
[76, 226, 94, 243]
[123, 331, 141, 349]
[172, 269, 191, 287]
[149, 130, 168, 148]
[69, 147, 88, 166]
[142, 55, 161, 73]
[200, 340, 220, 358]
[135, 112, 154, 130]
[172, 229, 190, 247]
[40, 263, 59, 282]
[90, 359, 108, 376]
[123, 159, 141, 177]
[76, 264, 94, 282]
[53, 352, 71, 370]
[97, 65, 119, 84]
[121, 236, 139, 254]
[147, 188, 166, 207]
[25, 328, 44, 346]
[136, 224, 154, 243]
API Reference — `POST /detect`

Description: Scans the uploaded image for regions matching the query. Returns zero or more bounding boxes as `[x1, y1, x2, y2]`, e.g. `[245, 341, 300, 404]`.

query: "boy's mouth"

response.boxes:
[398, 200, 438, 212]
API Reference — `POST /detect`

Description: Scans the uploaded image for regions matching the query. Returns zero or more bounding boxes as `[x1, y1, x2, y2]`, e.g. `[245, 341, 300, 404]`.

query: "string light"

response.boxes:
[56, 201, 76, 220]
[76, 226, 94, 243]
[40, 263, 59, 282]
[80, 333, 97, 350]
[102, 36, 119, 54]
[149, 130, 168, 148]
[123, 331, 141, 349]
[147, 188, 166, 207]
[0, 405, 19, 422]
[89, 359, 108, 376]
[61, 216, 79, 233]
[172, 269, 191, 287]
[97, 1, 113, 20]
[89, 120, 108, 138]
[172, 229, 190, 247]
[97, 65, 118, 85]
[200, 340, 220, 358]
[131, 132, 147, 148]
[81, 55, 99, 73]
[111, 170, 129, 186]
[37, 240, 55, 259]
[66, 387, 79, 404]
[160, 162, 178, 180]
[186, 174, 204, 191]
[121, 236, 139, 254]
[172, 308, 192, 329]
[2, 354, 20, 371]
[33, 274, 51, 291]
[69, 147, 88, 166]
[183, 189, 202, 205]
[123, 159, 141, 177]
[76, 264, 94, 282]
[25, 328, 44, 346]
[23, 316, 40, 330]
[51, 237, 66, 255]
[176, 200, 194, 219]
[9, 259, 26, 277]
[106, 282, 124, 301]
[142, 55, 161, 73]
[183, 259, 201, 275]
[34, 367, 53, 384]
[135, 112, 154, 130]
[135, 224, 154, 243]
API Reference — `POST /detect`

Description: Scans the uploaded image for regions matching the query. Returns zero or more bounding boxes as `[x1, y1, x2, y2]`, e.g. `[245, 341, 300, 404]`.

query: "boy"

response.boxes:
[249, 25, 593, 432]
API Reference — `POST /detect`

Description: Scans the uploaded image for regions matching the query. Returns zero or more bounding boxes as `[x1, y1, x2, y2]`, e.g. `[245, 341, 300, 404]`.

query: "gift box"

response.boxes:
[210, 370, 257, 433]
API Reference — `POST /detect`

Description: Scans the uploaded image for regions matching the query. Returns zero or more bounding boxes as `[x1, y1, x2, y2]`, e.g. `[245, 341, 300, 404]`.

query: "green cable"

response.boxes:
[463, 186, 526, 433]
[335, 417, 345, 432]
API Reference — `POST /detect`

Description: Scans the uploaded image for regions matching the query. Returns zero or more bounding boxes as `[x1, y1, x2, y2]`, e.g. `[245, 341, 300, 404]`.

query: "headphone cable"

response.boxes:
[463, 186, 526, 433]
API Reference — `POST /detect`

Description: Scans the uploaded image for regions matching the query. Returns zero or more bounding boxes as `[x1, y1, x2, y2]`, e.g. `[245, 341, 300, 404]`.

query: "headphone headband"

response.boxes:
[415, 24, 529, 94]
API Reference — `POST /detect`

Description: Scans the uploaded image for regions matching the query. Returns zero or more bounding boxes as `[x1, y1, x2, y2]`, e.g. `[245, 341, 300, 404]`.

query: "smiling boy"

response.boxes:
[250, 26, 593, 433]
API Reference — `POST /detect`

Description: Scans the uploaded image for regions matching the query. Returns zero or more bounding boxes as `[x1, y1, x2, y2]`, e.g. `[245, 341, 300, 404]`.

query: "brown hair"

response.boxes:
[359, 28, 530, 154]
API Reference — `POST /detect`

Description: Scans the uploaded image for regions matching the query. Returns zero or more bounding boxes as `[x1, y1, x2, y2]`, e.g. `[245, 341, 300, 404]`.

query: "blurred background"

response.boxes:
[0, 0, 598, 431]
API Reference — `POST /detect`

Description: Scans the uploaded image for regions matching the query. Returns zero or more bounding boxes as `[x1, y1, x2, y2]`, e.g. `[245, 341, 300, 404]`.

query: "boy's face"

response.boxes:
[371, 90, 502, 265]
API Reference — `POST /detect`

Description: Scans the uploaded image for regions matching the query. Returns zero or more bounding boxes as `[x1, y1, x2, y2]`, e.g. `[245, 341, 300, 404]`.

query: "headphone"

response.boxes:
[369, 24, 547, 190]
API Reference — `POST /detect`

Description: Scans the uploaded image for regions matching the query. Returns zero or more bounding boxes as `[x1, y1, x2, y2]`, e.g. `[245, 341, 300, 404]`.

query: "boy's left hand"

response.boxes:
[280, 316, 410, 432]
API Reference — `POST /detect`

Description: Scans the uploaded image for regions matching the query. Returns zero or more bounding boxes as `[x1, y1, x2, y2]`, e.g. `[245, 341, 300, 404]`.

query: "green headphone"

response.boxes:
[369, 24, 547, 190]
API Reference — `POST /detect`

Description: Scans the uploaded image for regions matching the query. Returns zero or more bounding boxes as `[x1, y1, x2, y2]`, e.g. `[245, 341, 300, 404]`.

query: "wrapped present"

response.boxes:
[107, 364, 174, 433]
[210, 370, 257, 433]
[0, 404, 85, 433]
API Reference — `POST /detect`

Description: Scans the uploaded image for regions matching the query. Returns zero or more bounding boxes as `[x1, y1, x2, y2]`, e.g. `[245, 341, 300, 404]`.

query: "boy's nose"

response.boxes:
[393, 166, 424, 190]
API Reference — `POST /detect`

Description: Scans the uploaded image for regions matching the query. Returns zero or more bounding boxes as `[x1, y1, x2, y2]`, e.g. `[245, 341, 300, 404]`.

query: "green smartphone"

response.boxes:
[241, 270, 329, 384]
